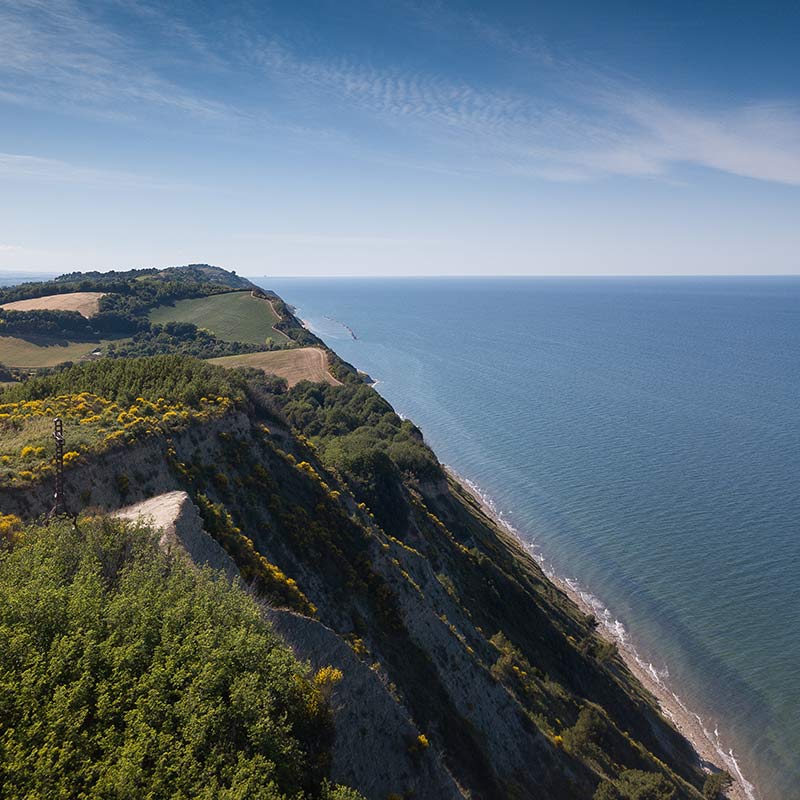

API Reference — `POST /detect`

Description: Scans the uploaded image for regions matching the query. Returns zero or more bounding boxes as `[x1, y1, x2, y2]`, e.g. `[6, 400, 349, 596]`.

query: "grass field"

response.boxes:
[0, 337, 117, 368]
[149, 291, 289, 345]
[210, 347, 340, 387]
[0, 292, 105, 317]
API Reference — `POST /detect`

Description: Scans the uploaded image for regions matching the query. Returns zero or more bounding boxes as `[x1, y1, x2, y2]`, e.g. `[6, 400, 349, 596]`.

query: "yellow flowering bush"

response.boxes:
[0, 513, 23, 547]
[62, 451, 81, 465]
[313, 666, 343, 703]
[0, 392, 233, 487]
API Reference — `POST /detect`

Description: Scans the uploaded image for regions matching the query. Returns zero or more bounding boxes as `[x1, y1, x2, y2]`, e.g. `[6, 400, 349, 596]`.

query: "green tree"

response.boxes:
[703, 772, 732, 799]
[617, 770, 677, 800]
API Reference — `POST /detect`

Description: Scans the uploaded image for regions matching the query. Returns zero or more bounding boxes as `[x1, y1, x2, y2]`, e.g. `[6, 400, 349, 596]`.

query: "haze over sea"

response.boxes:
[264, 277, 799, 800]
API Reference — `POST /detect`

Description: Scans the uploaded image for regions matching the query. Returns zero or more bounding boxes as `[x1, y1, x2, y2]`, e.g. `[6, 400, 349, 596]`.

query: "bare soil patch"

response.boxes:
[1, 292, 106, 318]
[210, 347, 340, 387]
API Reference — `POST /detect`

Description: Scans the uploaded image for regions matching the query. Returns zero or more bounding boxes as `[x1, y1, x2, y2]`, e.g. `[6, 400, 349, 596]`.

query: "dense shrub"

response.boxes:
[0, 516, 361, 799]
[616, 770, 678, 800]
[702, 772, 732, 799]
[0, 355, 248, 408]
[283, 383, 440, 482]
[279, 382, 441, 536]
[564, 706, 608, 759]
[593, 771, 679, 800]
[0, 308, 100, 339]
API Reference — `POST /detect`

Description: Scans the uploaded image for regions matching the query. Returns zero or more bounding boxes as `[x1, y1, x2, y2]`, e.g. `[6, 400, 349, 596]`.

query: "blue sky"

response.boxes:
[1, 0, 799, 276]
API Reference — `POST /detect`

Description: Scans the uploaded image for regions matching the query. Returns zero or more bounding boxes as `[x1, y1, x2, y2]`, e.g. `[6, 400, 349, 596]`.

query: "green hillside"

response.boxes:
[149, 291, 290, 345]
[0, 265, 303, 369]
[0, 354, 719, 800]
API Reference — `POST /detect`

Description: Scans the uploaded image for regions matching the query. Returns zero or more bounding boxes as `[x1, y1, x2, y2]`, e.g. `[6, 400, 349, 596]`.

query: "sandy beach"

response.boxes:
[450, 468, 756, 800]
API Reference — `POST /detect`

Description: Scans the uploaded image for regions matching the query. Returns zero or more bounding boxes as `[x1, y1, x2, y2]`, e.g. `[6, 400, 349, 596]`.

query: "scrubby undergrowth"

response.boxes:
[0, 516, 361, 800]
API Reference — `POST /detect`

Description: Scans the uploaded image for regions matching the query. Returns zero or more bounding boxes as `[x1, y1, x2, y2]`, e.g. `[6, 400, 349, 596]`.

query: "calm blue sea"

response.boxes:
[261, 277, 799, 800]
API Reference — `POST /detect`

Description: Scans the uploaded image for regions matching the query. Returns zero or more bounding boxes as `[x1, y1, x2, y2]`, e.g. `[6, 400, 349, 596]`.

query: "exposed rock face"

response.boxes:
[113, 490, 239, 581]
[262, 608, 465, 800]
[110, 489, 464, 800]
[0, 413, 251, 519]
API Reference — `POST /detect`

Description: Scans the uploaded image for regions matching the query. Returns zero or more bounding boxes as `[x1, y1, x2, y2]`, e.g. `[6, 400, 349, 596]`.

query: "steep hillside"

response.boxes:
[0, 352, 721, 800]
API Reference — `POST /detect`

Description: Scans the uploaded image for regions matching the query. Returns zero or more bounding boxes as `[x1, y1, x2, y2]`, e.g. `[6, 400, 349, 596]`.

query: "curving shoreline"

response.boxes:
[448, 467, 757, 800]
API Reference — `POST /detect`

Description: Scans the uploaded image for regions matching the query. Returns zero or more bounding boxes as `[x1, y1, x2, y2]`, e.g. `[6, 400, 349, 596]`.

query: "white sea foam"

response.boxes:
[448, 466, 758, 800]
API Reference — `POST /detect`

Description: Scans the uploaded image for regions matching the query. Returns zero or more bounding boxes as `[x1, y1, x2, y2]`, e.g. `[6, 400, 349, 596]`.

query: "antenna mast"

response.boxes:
[50, 417, 65, 517]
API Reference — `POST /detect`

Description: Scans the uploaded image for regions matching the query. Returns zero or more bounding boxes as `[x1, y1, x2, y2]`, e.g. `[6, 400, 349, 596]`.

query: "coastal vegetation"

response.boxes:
[0, 515, 361, 800]
[0, 265, 289, 367]
[0, 266, 357, 388]
[105, 321, 266, 359]
[0, 356, 247, 486]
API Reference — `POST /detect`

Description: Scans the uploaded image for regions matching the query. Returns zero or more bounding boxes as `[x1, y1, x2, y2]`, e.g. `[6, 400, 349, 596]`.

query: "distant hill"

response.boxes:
[49, 263, 257, 290]
[0, 265, 340, 375]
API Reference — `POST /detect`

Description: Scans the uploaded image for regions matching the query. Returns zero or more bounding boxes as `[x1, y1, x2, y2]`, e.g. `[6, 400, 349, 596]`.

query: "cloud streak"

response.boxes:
[241, 17, 800, 187]
[0, 151, 177, 188]
[617, 96, 800, 184]
[0, 0, 235, 122]
[2, 0, 799, 188]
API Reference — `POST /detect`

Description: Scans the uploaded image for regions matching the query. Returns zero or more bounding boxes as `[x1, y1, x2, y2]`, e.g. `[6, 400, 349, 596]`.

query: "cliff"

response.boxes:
[0, 268, 722, 800]
[0, 377, 712, 800]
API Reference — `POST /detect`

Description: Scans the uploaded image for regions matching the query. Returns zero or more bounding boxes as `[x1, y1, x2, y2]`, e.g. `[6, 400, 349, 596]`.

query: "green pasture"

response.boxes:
[148, 291, 289, 345]
[0, 337, 119, 369]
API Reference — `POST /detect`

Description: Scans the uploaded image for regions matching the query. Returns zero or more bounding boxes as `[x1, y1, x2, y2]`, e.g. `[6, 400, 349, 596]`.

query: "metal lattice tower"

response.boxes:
[50, 417, 65, 517]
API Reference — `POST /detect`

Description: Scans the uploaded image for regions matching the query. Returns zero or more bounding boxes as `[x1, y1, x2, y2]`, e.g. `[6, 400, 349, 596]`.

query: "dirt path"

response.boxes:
[250, 291, 291, 343]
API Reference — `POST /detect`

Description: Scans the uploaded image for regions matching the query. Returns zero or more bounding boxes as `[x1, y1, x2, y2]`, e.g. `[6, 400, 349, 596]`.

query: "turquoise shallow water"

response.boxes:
[262, 277, 800, 800]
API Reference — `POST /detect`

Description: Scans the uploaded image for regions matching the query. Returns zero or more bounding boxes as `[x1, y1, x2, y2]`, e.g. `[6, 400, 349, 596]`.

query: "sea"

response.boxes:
[261, 276, 800, 800]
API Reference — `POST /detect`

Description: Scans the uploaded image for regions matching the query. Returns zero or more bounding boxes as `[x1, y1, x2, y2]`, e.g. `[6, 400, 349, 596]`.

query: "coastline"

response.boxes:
[299, 310, 756, 799]
[448, 467, 756, 800]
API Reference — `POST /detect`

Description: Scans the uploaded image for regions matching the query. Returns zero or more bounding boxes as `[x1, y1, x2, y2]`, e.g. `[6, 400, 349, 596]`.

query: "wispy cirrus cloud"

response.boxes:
[0, 0, 235, 122]
[399, 0, 556, 66]
[248, 37, 536, 140]
[2, 0, 799, 188]
[247, 31, 800, 186]
[611, 96, 800, 184]
[0, 151, 177, 188]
